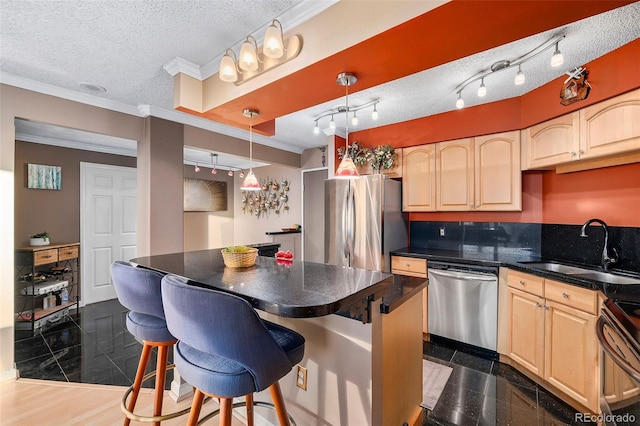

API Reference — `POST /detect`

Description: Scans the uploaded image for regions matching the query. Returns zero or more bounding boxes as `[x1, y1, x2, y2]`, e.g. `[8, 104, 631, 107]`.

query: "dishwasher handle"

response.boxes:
[428, 268, 497, 281]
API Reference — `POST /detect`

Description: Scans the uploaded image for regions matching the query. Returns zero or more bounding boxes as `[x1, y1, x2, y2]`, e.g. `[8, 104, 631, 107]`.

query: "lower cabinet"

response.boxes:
[391, 255, 428, 336]
[503, 270, 600, 412]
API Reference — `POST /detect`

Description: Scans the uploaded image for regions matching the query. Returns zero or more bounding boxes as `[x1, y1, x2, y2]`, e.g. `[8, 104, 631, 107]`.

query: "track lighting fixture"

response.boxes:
[218, 19, 302, 85]
[228, 169, 234, 177]
[454, 35, 565, 109]
[211, 153, 218, 174]
[194, 164, 200, 173]
[313, 98, 380, 135]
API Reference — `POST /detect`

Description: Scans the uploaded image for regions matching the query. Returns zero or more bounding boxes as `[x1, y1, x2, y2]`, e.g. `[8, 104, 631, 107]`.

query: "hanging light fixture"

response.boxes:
[371, 104, 379, 120]
[514, 64, 525, 85]
[351, 111, 358, 126]
[218, 20, 302, 85]
[550, 41, 564, 67]
[240, 109, 261, 191]
[453, 35, 565, 108]
[334, 72, 359, 179]
[210, 153, 218, 174]
[313, 120, 320, 134]
[194, 163, 201, 173]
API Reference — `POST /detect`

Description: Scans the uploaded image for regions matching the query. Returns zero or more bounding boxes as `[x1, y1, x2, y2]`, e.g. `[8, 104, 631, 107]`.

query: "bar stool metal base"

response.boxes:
[121, 364, 197, 423]
[197, 400, 297, 426]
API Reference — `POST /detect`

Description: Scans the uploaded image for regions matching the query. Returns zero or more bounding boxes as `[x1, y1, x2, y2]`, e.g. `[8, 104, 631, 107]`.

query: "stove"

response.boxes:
[598, 299, 640, 425]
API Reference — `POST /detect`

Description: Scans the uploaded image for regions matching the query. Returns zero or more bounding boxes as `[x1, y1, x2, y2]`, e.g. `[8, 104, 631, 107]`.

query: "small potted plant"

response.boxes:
[30, 232, 51, 246]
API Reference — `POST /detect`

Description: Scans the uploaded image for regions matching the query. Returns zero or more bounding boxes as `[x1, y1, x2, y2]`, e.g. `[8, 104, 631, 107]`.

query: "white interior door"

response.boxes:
[81, 162, 137, 305]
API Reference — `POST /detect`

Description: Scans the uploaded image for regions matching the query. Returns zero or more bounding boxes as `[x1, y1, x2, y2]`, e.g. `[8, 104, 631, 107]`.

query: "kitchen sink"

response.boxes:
[523, 262, 593, 275]
[520, 262, 640, 285]
[569, 272, 640, 285]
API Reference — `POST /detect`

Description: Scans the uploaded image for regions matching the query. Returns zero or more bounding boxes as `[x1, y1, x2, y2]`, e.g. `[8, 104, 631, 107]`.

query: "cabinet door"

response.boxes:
[580, 88, 640, 160]
[523, 112, 580, 169]
[402, 145, 436, 211]
[436, 138, 473, 211]
[507, 286, 545, 377]
[474, 131, 522, 211]
[544, 300, 598, 412]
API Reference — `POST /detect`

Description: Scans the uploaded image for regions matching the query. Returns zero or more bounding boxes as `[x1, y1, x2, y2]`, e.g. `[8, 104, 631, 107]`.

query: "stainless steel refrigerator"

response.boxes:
[324, 174, 407, 272]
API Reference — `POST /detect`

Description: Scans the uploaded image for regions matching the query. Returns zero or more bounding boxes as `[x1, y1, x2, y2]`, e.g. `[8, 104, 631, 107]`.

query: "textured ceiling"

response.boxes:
[1, 1, 640, 159]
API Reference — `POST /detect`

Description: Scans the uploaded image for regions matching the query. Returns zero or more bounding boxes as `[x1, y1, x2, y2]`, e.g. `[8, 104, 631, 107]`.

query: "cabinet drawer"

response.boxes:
[507, 270, 544, 297]
[391, 256, 427, 278]
[545, 279, 597, 315]
[34, 249, 59, 266]
[58, 246, 79, 261]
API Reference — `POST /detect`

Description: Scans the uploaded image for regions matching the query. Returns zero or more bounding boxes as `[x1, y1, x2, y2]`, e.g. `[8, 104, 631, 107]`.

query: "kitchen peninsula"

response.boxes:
[132, 249, 426, 426]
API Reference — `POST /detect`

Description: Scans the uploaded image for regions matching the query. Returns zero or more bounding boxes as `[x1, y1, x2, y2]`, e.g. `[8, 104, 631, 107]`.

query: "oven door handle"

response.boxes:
[596, 315, 640, 384]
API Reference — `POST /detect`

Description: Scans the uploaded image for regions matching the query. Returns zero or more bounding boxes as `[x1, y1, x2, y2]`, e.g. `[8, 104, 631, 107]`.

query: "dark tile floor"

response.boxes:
[16, 299, 587, 425]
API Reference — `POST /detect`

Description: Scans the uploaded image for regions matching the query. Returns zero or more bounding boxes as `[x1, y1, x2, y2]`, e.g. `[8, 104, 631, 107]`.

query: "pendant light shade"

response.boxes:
[239, 37, 259, 71]
[263, 20, 285, 59]
[241, 109, 261, 191]
[514, 65, 525, 85]
[334, 72, 359, 180]
[550, 42, 564, 67]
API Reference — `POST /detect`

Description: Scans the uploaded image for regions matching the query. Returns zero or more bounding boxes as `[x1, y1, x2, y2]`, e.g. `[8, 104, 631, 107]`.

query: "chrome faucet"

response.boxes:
[580, 218, 618, 271]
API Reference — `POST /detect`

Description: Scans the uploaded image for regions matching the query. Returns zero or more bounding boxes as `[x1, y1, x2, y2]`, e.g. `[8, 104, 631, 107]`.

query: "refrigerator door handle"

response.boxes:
[348, 186, 356, 258]
[342, 185, 350, 259]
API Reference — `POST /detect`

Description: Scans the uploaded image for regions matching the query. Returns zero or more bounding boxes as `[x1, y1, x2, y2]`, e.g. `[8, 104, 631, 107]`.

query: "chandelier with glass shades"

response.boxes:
[219, 19, 302, 85]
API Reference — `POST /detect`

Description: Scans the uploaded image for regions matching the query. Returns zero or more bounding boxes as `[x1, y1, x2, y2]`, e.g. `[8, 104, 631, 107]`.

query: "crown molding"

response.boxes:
[0, 72, 144, 117]
[16, 132, 137, 158]
[1, 72, 304, 154]
[162, 57, 203, 79]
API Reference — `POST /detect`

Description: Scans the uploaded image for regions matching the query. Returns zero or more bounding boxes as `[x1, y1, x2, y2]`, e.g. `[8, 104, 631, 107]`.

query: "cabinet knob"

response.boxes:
[570, 151, 577, 157]
[476, 204, 480, 208]
[536, 302, 542, 308]
[578, 149, 584, 155]
[544, 305, 549, 310]
[519, 280, 525, 285]
[405, 263, 410, 267]
[469, 204, 474, 208]
[562, 292, 569, 298]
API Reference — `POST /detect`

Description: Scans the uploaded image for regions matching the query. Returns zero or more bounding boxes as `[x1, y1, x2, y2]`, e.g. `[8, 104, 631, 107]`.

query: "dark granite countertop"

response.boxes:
[390, 247, 640, 302]
[131, 249, 397, 319]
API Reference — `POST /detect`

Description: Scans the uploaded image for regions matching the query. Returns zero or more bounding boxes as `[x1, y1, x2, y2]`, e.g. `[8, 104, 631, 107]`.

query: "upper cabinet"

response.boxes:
[580, 89, 640, 160]
[436, 138, 474, 211]
[434, 132, 521, 211]
[475, 132, 522, 211]
[402, 144, 436, 211]
[523, 88, 640, 170]
[522, 112, 580, 169]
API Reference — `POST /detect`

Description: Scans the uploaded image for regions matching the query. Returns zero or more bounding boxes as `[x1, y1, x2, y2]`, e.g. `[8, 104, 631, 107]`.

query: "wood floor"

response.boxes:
[0, 378, 244, 425]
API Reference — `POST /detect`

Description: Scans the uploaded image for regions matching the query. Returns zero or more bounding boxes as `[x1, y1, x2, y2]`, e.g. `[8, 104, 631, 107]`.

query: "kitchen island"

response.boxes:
[131, 249, 426, 426]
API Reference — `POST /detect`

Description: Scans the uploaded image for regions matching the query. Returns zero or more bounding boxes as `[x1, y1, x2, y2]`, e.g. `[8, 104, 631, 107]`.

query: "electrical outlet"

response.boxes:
[296, 365, 307, 391]
[439, 227, 446, 237]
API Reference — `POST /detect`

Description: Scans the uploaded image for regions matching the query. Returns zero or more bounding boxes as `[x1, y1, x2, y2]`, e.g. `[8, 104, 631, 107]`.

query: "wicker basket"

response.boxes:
[221, 248, 259, 268]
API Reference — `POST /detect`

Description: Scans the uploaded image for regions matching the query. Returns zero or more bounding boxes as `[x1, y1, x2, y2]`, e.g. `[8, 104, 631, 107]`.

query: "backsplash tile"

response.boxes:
[410, 221, 640, 274]
[542, 224, 640, 273]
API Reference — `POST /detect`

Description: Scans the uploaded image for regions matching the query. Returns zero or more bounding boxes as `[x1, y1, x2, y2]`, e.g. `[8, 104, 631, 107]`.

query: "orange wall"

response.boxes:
[542, 163, 640, 227]
[358, 39, 640, 228]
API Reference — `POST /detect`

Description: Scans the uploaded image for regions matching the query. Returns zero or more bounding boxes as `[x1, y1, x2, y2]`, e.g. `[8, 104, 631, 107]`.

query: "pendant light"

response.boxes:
[210, 153, 218, 175]
[240, 109, 261, 191]
[334, 72, 359, 179]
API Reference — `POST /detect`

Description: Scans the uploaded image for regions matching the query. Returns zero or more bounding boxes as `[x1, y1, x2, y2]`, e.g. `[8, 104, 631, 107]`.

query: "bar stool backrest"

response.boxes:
[111, 261, 167, 320]
[161, 274, 292, 392]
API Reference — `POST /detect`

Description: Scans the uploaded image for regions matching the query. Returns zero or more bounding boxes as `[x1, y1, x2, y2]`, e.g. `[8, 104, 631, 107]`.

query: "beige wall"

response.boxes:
[14, 141, 136, 247]
[183, 164, 235, 251]
[233, 164, 303, 246]
[0, 84, 302, 381]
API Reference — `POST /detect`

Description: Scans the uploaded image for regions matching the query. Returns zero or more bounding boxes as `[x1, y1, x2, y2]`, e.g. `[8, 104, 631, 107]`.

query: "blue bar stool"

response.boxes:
[161, 274, 305, 426]
[110, 261, 189, 425]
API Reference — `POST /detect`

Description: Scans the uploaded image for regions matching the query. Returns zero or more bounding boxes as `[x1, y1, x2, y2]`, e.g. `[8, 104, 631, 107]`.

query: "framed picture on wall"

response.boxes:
[184, 178, 228, 212]
[27, 164, 62, 190]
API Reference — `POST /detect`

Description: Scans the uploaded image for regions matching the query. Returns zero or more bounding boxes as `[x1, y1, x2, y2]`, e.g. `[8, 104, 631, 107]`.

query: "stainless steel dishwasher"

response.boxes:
[427, 261, 499, 352]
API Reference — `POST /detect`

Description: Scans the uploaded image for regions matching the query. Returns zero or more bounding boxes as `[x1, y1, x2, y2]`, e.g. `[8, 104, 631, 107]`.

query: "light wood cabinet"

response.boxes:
[503, 270, 600, 412]
[580, 88, 640, 160]
[474, 132, 522, 211]
[436, 138, 474, 211]
[391, 255, 428, 336]
[435, 132, 521, 211]
[402, 144, 436, 211]
[523, 88, 640, 169]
